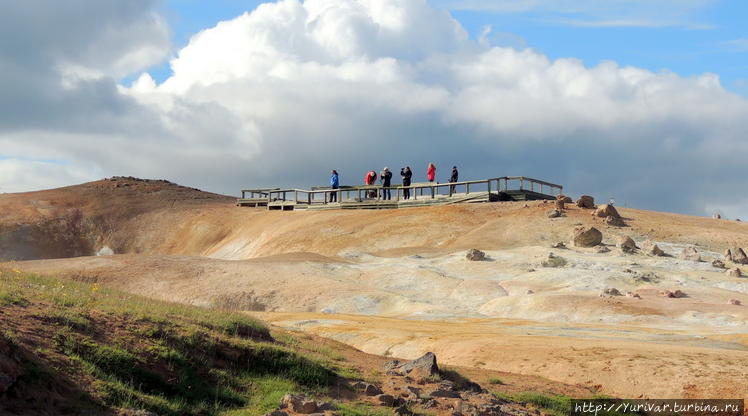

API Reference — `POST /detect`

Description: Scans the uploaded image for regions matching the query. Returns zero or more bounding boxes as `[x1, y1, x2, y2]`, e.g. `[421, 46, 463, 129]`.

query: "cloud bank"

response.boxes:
[1, 0, 746, 218]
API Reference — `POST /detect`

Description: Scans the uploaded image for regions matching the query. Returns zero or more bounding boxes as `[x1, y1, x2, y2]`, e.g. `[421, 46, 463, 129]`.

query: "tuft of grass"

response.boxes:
[38, 308, 92, 331]
[488, 377, 504, 385]
[336, 401, 393, 416]
[0, 289, 30, 307]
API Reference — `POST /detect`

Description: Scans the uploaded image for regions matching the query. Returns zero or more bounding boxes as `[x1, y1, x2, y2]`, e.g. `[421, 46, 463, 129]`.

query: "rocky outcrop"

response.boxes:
[465, 249, 486, 261]
[712, 259, 726, 269]
[617, 236, 637, 253]
[680, 247, 701, 262]
[384, 352, 439, 380]
[576, 195, 595, 209]
[725, 247, 748, 264]
[603, 288, 622, 296]
[556, 194, 573, 203]
[571, 226, 602, 247]
[555, 199, 566, 210]
[641, 240, 665, 256]
[661, 290, 687, 298]
[593, 204, 620, 219]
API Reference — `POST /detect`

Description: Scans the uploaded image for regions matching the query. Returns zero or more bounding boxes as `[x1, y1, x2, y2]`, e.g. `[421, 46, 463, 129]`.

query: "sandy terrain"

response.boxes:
[3, 177, 748, 400]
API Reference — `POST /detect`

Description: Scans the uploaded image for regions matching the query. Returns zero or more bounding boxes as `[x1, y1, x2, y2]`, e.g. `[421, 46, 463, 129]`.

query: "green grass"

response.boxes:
[0, 268, 342, 416]
[488, 377, 504, 385]
[494, 391, 634, 416]
[336, 402, 393, 416]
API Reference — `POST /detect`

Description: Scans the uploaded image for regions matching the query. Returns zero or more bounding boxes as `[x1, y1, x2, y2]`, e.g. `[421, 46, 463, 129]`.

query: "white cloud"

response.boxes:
[726, 38, 748, 52]
[1, 0, 747, 218]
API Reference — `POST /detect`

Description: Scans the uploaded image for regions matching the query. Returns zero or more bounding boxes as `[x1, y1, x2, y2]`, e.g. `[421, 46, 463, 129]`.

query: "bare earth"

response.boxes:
[3, 178, 748, 400]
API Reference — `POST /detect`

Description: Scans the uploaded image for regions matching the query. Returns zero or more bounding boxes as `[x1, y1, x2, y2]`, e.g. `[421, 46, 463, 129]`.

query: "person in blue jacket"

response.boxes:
[329, 170, 339, 202]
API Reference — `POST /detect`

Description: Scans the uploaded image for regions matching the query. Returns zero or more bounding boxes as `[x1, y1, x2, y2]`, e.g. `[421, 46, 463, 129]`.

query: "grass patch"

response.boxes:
[337, 402, 393, 416]
[0, 288, 30, 307]
[488, 377, 504, 385]
[494, 391, 634, 416]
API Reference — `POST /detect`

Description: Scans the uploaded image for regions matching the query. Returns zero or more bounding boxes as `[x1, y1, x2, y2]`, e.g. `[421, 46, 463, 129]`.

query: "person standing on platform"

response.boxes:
[427, 163, 436, 183]
[449, 166, 458, 194]
[381, 167, 392, 200]
[329, 170, 339, 202]
[401, 166, 412, 200]
[365, 170, 377, 198]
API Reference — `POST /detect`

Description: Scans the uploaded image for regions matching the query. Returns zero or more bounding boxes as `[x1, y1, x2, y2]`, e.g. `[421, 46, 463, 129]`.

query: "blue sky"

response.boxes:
[154, 0, 748, 95]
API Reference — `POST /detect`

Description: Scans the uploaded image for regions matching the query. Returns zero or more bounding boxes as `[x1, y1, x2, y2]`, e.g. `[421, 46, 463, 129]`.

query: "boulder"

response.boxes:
[280, 394, 303, 410]
[605, 215, 626, 227]
[384, 352, 439, 379]
[365, 384, 384, 396]
[661, 290, 687, 298]
[571, 226, 602, 247]
[541, 253, 567, 268]
[593, 204, 620, 219]
[465, 249, 486, 261]
[393, 405, 413, 416]
[556, 194, 573, 203]
[551, 242, 567, 249]
[617, 236, 637, 253]
[726, 247, 748, 264]
[680, 247, 701, 262]
[376, 394, 395, 407]
[626, 292, 641, 299]
[555, 199, 565, 210]
[546, 209, 562, 218]
[712, 259, 726, 269]
[641, 240, 665, 256]
[576, 195, 595, 209]
[727, 268, 743, 277]
[728, 299, 742, 306]
[603, 288, 622, 296]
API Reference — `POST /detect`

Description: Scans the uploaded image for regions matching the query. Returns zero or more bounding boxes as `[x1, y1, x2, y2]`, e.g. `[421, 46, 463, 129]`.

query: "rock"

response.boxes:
[385, 352, 439, 380]
[393, 405, 413, 415]
[713, 213, 721, 219]
[603, 288, 622, 296]
[428, 389, 461, 398]
[365, 384, 384, 396]
[661, 290, 687, 298]
[526, 289, 534, 294]
[576, 195, 595, 209]
[546, 209, 562, 218]
[571, 226, 603, 247]
[726, 247, 748, 264]
[376, 394, 395, 407]
[298, 400, 318, 414]
[641, 240, 665, 256]
[541, 252, 567, 268]
[555, 199, 565, 210]
[593, 204, 620, 219]
[263, 411, 288, 416]
[605, 215, 626, 227]
[617, 236, 637, 253]
[728, 299, 742, 306]
[556, 194, 573, 203]
[466, 249, 486, 261]
[551, 242, 567, 249]
[280, 394, 303, 410]
[680, 247, 701, 262]
[727, 268, 743, 277]
[594, 245, 611, 253]
[712, 259, 726, 269]
[626, 292, 641, 299]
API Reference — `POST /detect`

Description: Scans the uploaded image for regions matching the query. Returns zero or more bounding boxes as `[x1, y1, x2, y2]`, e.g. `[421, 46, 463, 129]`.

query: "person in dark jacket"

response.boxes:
[380, 167, 392, 200]
[449, 166, 458, 194]
[400, 166, 412, 200]
[329, 170, 339, 202]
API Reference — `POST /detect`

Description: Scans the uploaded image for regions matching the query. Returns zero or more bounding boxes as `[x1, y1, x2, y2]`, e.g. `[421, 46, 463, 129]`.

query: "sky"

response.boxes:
[0, 0, 747, 218]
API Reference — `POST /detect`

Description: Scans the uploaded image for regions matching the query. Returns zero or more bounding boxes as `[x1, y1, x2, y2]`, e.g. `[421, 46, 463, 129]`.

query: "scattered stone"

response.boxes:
[427, 388, 461, 398]
[365, 384, 384, 396]
[626, 292, 641, 299]
[603, 288, 622, 296]
[712, 259, 726, 269]
[556, 194, 573, 203]
[393, 404, 413, 415]
[298, 400, 318, 414]
[633, 272, 660, 283]
[551, 242, 567, 249]
[541, 252, 567, 268]
[605, 215, 626, 227]
[526, 289, 534, 294]
[546, 209, 562, 218]
[617, 236, 637, 253]
[593, 204, 621, 219]
[728, 299, 742, 306]
[680, 247, 701, 262]
[661, 290, 687, 298]
[465, 249, 486, 261]
[576, 195, 595, 209]
[726, 247, 748, 264]
[572, 226, 603, 247]
[713, 213, 722, 219]
[555, 199, 565, 210]
[641, 240, 665, 256]
[727, 268, 743, 277]
[280, 394, 302, 410]
[384, 352, 439, 379]
[376, 394, 395, 407]
[595, 245, 611, 253]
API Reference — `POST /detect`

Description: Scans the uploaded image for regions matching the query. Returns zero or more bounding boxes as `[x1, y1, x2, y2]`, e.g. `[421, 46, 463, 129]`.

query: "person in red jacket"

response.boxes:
[427, 163, 436, 182]
[365, 170, 378, 198]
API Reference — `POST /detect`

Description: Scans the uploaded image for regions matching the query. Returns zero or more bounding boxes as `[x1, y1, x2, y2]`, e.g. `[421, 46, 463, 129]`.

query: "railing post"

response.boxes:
[466, 183, 470, 195]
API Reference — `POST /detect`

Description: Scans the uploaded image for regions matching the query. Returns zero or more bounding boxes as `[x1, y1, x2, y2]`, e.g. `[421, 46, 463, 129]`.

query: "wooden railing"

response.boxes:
[258, 177, 562, 206]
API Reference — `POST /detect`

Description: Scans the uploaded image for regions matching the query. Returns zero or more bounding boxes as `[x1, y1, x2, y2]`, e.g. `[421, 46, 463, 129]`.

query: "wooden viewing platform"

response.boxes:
[238, 176, 562, 211]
